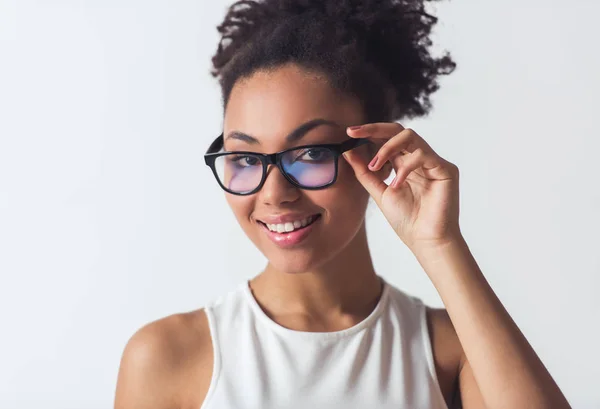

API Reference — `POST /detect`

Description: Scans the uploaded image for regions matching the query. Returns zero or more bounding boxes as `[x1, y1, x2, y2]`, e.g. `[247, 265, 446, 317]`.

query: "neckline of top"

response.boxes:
[242, 275, 390, 340]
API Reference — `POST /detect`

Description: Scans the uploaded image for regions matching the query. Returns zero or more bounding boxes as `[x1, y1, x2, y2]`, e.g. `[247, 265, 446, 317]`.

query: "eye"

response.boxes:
[296, 148, 333, 162]
[230, 155, 261, 167]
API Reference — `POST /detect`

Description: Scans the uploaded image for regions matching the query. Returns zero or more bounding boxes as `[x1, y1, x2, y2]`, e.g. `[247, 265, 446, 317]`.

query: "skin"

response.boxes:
[114, 63, 572, 409]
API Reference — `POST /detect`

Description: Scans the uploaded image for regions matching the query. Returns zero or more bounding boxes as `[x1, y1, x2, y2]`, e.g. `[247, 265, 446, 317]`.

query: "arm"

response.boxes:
[114, 322, 182, 409]
[114, 311, 213, 409]
[343, 122, 571, 408]
[414, 235, 571, 409]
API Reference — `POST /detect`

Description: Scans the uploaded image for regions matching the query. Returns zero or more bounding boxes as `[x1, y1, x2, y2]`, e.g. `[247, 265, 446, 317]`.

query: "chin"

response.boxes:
[263, 248, 328, 275]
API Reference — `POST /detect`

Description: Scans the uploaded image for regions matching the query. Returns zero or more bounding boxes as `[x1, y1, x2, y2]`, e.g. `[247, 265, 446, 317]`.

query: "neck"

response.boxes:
[249, 222, 383, 326]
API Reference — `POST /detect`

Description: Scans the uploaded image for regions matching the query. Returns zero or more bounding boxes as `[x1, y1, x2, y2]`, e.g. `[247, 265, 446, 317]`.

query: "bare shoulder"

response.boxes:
[114, 308, 214, 409]
[426, 307, 464, 408]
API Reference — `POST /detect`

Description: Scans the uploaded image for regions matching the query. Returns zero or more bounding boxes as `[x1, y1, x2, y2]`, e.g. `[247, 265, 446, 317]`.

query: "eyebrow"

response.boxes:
[225, 118, 341, 145]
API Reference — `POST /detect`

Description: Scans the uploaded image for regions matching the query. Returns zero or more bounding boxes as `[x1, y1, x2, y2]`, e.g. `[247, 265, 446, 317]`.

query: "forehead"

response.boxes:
[223, 64, 363, 143]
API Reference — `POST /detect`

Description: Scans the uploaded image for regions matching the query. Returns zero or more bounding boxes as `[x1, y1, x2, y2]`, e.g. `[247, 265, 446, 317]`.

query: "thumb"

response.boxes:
[342, 150, 387, 205]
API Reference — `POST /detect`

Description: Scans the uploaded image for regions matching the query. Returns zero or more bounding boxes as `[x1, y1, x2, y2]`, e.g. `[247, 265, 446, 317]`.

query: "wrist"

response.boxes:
[409, 231, 467, 256]
[410, 234, 473, 276]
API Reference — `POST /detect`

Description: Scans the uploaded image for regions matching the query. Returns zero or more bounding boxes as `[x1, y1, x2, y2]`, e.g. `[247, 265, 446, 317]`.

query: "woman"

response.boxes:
[115, 1, 571, 408]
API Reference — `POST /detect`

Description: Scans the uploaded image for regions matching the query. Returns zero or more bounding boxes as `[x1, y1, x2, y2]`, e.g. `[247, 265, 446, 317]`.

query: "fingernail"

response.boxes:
[348, 125, 362, 131]
[368, 156, 378, 169]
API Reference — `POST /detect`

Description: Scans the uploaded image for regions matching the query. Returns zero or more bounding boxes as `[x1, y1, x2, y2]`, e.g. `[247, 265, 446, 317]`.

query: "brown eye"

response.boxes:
[230, 155, 261, 167]
[295, 148, 333, 163]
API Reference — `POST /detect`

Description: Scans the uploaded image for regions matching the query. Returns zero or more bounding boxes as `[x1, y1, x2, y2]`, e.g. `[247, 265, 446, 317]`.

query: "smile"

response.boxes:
[263, 215, 319, 233]
[257, 214, 322, 248]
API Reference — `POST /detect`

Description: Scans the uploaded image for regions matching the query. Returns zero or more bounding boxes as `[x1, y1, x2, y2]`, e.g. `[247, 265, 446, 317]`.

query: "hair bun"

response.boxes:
[212, 0, 456, 120]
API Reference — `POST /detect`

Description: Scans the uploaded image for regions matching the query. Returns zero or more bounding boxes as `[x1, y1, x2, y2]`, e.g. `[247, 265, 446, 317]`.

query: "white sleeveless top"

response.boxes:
[200, 276, 448, 409]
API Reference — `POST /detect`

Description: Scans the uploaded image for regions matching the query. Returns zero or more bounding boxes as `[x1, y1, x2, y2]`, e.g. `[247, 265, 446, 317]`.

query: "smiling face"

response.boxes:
[222, 63, 375, 274]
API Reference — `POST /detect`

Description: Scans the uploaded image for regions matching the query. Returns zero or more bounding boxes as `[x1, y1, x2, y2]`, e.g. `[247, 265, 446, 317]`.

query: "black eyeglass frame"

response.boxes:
[204, 133, 371, 196]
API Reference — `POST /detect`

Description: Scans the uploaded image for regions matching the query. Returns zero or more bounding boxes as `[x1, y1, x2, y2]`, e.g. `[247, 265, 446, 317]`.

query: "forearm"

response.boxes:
[412, 235, 571, 409]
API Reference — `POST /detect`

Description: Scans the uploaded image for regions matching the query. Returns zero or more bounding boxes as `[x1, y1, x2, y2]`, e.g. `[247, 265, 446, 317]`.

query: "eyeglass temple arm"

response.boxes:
[206, 133, 224, 154]
[339, 137, 371, 153]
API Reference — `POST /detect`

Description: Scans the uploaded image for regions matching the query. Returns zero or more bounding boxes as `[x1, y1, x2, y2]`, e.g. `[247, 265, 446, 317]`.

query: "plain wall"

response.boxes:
[0, 0, 598, 407]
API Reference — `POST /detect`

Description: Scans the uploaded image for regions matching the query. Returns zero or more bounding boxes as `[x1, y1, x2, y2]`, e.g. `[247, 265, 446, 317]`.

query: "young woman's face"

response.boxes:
[222, 64, 375, 274]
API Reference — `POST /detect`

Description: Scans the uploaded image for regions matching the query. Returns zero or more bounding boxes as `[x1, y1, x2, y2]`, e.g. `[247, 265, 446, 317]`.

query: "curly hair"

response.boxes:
[210, 0, 456, 123]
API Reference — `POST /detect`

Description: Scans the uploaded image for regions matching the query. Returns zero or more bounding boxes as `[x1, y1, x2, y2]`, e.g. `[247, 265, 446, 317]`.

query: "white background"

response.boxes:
[1, 0, 599, 407]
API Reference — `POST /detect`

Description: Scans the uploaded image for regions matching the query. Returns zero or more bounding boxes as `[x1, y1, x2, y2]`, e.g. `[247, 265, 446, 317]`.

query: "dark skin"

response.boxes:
[114, 63, 571, 409]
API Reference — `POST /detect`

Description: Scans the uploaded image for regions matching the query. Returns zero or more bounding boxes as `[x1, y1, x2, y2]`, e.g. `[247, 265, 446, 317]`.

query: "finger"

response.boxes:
[342, 150, 387, 205]
[346, 122, 405, 140]
[368, 131, 414, 171]
[390, 148, 454, 188]
[369, 128, 439, 172]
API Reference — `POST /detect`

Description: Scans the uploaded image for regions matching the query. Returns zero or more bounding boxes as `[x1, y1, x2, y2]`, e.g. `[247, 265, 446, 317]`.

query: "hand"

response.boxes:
[343, 122, 461, 250]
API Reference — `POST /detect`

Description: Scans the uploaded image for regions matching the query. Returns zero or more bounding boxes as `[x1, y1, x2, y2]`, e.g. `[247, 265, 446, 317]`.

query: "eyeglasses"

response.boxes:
[204, 133, 370, 196]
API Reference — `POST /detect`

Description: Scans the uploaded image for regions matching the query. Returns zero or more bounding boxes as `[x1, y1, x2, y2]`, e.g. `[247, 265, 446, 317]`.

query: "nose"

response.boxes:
[258, 164, 301, 206]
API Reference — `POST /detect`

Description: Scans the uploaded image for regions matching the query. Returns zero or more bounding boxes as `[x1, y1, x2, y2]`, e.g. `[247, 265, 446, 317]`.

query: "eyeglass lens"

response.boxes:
[214, 147, 337, 194]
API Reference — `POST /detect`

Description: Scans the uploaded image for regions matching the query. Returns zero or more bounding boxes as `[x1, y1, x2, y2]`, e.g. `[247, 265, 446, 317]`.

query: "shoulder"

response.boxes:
[114, 309, 214, 409]
[425, 307, 464, 408]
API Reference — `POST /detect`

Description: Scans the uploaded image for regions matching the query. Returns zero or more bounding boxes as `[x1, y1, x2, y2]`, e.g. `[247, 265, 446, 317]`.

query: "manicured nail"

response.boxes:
[368, 156, 378, 169]
[348, 125, 362, 131]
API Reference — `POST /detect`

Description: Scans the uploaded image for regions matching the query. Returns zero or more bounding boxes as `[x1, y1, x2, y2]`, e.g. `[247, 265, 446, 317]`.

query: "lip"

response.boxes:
[257, 214, 322, 248]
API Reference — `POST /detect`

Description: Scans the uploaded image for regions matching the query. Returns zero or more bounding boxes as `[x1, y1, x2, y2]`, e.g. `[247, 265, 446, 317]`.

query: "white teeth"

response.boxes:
[265, 215, 317, 233]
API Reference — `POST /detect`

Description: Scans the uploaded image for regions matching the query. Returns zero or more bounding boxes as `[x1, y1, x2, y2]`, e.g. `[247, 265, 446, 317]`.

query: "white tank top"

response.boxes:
[200, 276, 448, 409]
